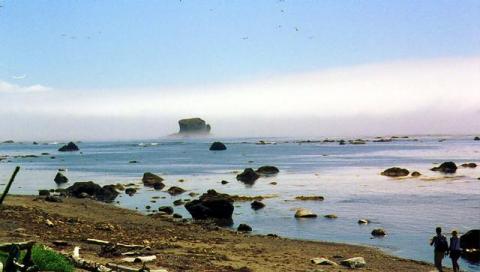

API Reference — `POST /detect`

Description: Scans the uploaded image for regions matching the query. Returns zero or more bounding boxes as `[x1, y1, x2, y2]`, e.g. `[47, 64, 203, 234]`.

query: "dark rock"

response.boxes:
[184, 189, 234, 220]
[129, 160, 139, 164]
[173, 199, 185, 206]
[461, 163, 477, 168]
[324, 214, 337, 219]
[381, 167, 409, 177]
[338, 140, 346, 145]
[209, 142, 227, 151]
[251, 200, 265, 210]
[294, 208, 317, 218]
[58, 142, 79, 152]
[167, 186, 186, 196]
[237, 224, 252, 232]
[236, 168, 260, 184]
[474, 137, 480, 141]
[295, 196, 324, 201]
[371, 228, 386, 236]
[125, 188, 136, 196]
[158, 206, 174, 215]
[178, 118, 211, 134]
[2, 140, 14, 144]
[66, 181, 119, 202]
[142, 172, 165, 189]
[145, 205, 151, 210]
[172, 213, 182, 219]
[38, 190, 50, 196]
[431, 161, 457, 174]
[45, 196, 62, 203]
[411, 171, 422, 177]
[33, 141, 39, 145]
[460, 229, 480, 250]
[221, 180, 229, 185]
[255, 166, 279, 176]
[54, 172, 69, 184]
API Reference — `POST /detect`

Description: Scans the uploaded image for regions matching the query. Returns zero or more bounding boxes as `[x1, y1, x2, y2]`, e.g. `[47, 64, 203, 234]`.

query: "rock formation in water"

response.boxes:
[177, 118, 211, 135]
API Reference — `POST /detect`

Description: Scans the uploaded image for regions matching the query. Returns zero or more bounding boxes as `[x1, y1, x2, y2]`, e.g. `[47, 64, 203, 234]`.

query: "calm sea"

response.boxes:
[1, 136, 479, 271]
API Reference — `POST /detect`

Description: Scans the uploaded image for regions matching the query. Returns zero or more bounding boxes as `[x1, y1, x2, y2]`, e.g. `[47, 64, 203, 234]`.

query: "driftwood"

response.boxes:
[121, 255, 157, 263]
[0, 166, 20, 205]
[106, 263, 167, 272]
[86, 239, 148, 250]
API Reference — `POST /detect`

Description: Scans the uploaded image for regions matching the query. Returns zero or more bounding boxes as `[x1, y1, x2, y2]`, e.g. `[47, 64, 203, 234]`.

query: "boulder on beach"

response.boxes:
[340, 257, 366, 268]
[381, 167, 409, 177]
[237, 223, 252, 232]
[158, 206, 174, 215]
[460, 229, 480, 250]
[209, 142, 227, 151]
[251, 200, 265, 210]
[294, 208, 317, 218]
[255, 166, 279, 176]
[184, 189, 234, 220]
[461, 162, 477, 168]
[236, 168, 260, 184]
[66, 181, 119, 202]
[178, 118, 211, 135]
[371, 228, 386, 237]
[142, 172, 165, 189]
[125, 188, 136, 196]
[58, 142, 79, 152]
[167, 186, 186, 196]
[411, 171, 422, 177]
[54, 172, 69, 184]
[431, 161, 457, 174]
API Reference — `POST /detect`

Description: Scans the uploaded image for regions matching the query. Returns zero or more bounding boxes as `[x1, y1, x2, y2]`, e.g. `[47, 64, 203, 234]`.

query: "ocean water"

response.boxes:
[0, 136, 479, 271]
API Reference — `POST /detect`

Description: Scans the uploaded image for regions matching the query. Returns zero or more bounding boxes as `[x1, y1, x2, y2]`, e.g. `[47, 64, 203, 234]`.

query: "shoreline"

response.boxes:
[0, 195, 447, 271]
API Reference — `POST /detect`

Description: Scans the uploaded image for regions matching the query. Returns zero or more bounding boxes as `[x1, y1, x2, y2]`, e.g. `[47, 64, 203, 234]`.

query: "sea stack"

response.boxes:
[178, 118, 211, 135]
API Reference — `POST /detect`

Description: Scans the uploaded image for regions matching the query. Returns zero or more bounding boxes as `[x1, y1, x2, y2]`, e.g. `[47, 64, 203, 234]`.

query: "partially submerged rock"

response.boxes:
[295, 196, 324, 201]
[294, 208, 317, 218]
[125, 188, 136, 196]
[255, 166, 279, 176]
[411, 171, 422, 177]
[251, 200, 265, 210]
[461, 162, 477, 168]
[324, 214, 337, 219]
[167, 186, 186, 196]
[311, 257, 338, 266]
[185, 189, 234, 220]
[209, 142, 227, 151]
[142, 172, 165, 189]
[58, 142, 79, 152]
[54, 172, 69, 184]
[158, 206, 174, 215]
[431, 161, 457, 174]
[381, 167, 409, 177]
[340, 257, 366, 268]
[371, 228, 386, 237]
[237, 224, 252, 232]
[236, 168, 260, 184]
[66, 181, 119, 202]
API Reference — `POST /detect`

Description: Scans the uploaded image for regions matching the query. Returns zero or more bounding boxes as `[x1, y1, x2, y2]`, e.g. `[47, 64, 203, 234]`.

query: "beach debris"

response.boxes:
[255, 165, 279, 176]
[324, 214, 337, 219]
[380, 167, 409, 177]
[86, 238, 148, 250]
[167, 186, 186, 196]
[236, 168, 260, 184]
[295, 195, 324, 201]
[185, 189, 234, 220]
[66, 181, 119, 202]
[121, 255, 157, 263]
[461, 162, 477, 168]
[58, 141, 80, 152]
[411, 171, 422, 177]
[251, 200, 265, 210]
[340, 257, 366, 268]
[0, 241, 36, 271]
[371, 228, 386, 237]
[294, 208, 317, 218]
[142, 172, 165, 189]
[0, 166, 20, 205]
[158, 206, 174, 215]
[106, 263, 168, 272]
[311, 257, 338, 266]
[358, 219, 370, 224]
[54, 171, 69, 184]
[209, 141, 227, 151]
[237, 224, 252, 232]
[45, 219, 54, 227]
[431, 161, 457, 174]
[125, 188, 136, 196]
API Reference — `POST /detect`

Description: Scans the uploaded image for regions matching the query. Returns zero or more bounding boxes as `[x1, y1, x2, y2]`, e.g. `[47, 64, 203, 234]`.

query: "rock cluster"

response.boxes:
[185, 189, 234, 220]
[66, 181, 119, 202]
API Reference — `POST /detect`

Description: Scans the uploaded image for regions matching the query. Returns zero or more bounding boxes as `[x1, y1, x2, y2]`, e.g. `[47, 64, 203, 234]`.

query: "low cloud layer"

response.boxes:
[1, 56, 479, 140]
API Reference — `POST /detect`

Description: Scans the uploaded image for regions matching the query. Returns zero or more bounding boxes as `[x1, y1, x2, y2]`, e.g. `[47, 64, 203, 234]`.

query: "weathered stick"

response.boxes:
[86, 238, 147, 250]
[106, 263, 168, 272]
[121, 255, 157, 263]
[0, 166, 20, 205]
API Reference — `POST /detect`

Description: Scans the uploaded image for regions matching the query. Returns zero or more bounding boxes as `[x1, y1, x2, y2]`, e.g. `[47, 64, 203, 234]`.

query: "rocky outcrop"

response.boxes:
[460, 229, 480, 250]
[167, 186, 186, 196]
[381, 167, 409, 177]
[178, 118, 211, 135]
[58, 142, 79, 152]
[158, 206, 174, 215]
[294, 208, 317, 218]
[236, 168, 260, 184]
[66, 181, 119, 202]
[237, 224, 252, 232]
[251, 200, 265, 210]
[431, 161, 457, 174]
[142, 172, 165, 189]
[255, 166, 279, 176]
[209, 142, 227, 151]
[54, 172, 69, 184]
[184, 189, 234, 220]
[474, 136, 480, 141]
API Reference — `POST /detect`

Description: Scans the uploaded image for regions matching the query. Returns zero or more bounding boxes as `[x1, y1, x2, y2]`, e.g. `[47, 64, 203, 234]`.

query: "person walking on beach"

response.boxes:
[430, 227, 449, 272]
[449, 230, 462, 272]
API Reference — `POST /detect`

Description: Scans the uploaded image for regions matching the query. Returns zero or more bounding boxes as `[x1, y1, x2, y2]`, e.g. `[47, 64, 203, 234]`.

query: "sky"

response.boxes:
[0, 0, 479, 140]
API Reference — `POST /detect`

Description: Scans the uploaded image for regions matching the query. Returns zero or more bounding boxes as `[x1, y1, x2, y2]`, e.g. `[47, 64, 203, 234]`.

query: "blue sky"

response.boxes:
[1, 0, 479, 89]
[0, 1, 479, 140]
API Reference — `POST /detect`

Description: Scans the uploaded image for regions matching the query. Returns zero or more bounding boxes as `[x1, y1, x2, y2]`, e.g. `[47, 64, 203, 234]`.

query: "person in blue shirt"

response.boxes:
[448, 230, 462, 272]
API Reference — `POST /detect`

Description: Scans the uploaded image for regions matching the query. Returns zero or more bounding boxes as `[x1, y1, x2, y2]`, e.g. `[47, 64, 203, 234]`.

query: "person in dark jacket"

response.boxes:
[448, 230, 462, 272]
[430, 227, 448, 272]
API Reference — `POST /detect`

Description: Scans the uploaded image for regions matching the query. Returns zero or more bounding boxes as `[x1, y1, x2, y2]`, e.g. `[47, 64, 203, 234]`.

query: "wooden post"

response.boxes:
[0, 166, 20, 205]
